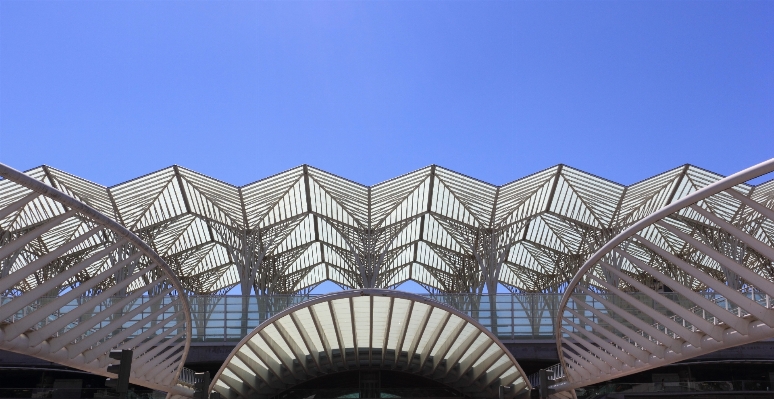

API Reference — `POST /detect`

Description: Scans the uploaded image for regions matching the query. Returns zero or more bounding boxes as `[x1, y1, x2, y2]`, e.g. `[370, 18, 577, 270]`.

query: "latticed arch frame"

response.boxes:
[0, 163, 193, 395]
[552, 158, 774, 392]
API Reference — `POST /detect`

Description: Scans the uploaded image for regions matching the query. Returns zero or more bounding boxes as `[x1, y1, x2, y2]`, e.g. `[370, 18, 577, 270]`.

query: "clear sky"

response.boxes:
[0, 0, 772, 189]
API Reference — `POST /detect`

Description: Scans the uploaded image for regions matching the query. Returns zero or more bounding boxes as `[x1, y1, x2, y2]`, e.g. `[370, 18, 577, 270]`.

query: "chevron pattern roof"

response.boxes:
[11, 163, 768, 295]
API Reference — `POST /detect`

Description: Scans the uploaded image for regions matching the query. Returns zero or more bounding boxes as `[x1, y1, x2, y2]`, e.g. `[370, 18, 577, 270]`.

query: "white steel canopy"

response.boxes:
[211, 289, 530, 399]
[0, 163, 192, 395]
[552, 158, 774, 392]
[14, 163, 745, 295]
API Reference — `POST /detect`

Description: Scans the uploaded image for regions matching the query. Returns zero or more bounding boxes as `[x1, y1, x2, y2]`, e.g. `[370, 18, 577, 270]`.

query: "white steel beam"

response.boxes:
[0, 163, 192, 396]
[553, 158, 774, 392]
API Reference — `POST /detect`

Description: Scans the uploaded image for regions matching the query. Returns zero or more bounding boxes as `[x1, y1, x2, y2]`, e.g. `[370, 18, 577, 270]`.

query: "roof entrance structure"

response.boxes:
[210, 289, 531, 399]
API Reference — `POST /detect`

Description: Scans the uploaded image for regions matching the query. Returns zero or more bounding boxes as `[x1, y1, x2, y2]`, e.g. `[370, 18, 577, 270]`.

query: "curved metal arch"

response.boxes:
[0, 163, 193, 395]
[553, 158, 774, 392]
[211, 289, 531, 399]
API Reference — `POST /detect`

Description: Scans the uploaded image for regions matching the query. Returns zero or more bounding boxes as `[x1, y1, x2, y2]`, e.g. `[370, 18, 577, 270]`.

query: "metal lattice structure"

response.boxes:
[211, 289, 530, 399]
[18, 163, 739, 296]
[552, 158, 774, 392]
[0, 163, 193, 395]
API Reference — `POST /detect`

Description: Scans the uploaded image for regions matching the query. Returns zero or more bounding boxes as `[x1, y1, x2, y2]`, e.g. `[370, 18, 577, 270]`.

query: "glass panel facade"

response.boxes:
[180, 293, 561, 341]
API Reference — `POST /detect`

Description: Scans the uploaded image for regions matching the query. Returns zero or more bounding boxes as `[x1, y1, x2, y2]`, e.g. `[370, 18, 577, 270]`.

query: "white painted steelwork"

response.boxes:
[0, 163, 193, 395]
[16, 163, 742, 295]
[210, 289, 530, 399]
[553, 158, 774, 392]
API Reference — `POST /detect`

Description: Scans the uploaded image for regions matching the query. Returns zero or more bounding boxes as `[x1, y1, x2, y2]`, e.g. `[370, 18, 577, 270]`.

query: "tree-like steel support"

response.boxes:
[15, 161, 731, 297]
[551, 158, 774, 393]
[0, 163, 193, 396]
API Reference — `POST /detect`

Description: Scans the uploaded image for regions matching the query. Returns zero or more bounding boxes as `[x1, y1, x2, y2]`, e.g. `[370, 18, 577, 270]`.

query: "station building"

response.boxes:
[1, 159, 774, 398]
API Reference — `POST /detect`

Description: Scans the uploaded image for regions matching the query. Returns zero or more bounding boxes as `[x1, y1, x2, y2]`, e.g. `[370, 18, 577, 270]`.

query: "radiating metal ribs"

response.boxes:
[553, 158, 774, 392]
[0, 163, 192, 396]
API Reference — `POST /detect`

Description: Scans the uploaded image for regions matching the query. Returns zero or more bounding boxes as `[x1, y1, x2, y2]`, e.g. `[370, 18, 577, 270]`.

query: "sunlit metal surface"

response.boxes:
[18, 163, 739, 295]
[552, 158, 774, 392]
[7, 158, 774, 398]
[0, 163, 193, 396]
[211, 289, 530, 399]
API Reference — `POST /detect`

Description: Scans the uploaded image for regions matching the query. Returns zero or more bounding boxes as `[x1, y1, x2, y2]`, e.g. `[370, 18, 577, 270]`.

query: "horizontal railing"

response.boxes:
[528, 362, 566, 389]
[6, 290, 764, 347]
[185, 293, 563, 341]
[191, 291, 721, 343]
[5, 290, 771, 391]
[9, 291, 754, 345]
[0, 295, 187, 349]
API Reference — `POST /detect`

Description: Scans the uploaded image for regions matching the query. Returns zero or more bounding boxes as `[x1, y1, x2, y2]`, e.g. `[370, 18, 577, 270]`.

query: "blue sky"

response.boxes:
[0, 1, 772, 188]
[1, 1, 772, 294]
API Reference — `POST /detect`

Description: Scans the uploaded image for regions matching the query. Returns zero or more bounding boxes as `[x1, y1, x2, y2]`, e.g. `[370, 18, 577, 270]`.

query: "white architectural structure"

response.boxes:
[4, 157, 774, 398]
[552, 158, 774, 392]
[0, 163, 193, 395]
[14, 163, 737, 296]
[211, 289, 530, 399]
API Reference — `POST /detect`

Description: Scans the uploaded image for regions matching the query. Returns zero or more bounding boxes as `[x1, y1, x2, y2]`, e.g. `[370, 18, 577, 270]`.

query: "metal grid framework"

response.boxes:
[0, 163, 193, 395]
[552, 158, 774, 392]
[211, 289, 530, 399]
[17, 163, 740, 296]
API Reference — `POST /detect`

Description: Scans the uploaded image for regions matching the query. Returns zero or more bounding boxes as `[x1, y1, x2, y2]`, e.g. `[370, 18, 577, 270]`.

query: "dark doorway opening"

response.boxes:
[271, 369, 467, 398]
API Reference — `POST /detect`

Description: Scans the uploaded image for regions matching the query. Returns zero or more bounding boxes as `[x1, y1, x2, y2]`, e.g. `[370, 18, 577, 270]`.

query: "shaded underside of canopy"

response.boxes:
[211, 289, 530, 399]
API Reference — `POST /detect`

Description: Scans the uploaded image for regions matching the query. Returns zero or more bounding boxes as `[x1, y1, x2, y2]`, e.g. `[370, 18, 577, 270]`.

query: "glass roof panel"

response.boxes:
[47, 167, 115, 219]
[15, 161, 761, 294]
[435, 167, 497, 223]
[241, 167, 305, 229]
[372, 167, 432, 225]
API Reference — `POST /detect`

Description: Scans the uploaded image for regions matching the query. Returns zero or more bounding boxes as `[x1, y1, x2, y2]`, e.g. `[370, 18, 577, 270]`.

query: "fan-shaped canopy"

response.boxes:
[553, 158, 774, 392]
[211, 289, 530, 399]
[0, 163, 192, 395]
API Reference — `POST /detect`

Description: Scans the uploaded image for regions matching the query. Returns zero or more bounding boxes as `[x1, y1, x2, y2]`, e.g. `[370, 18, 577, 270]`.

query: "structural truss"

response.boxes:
[16, 163, 749, 295]
[0, 163, 192, 395]
[4, 157, 774, 397]
[211, 289, 530, 399]
[552, 158, 774, 392]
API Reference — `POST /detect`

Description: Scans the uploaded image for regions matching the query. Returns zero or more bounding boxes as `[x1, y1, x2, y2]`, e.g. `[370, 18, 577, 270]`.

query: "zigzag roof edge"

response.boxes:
[15, 163, 765, 191]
